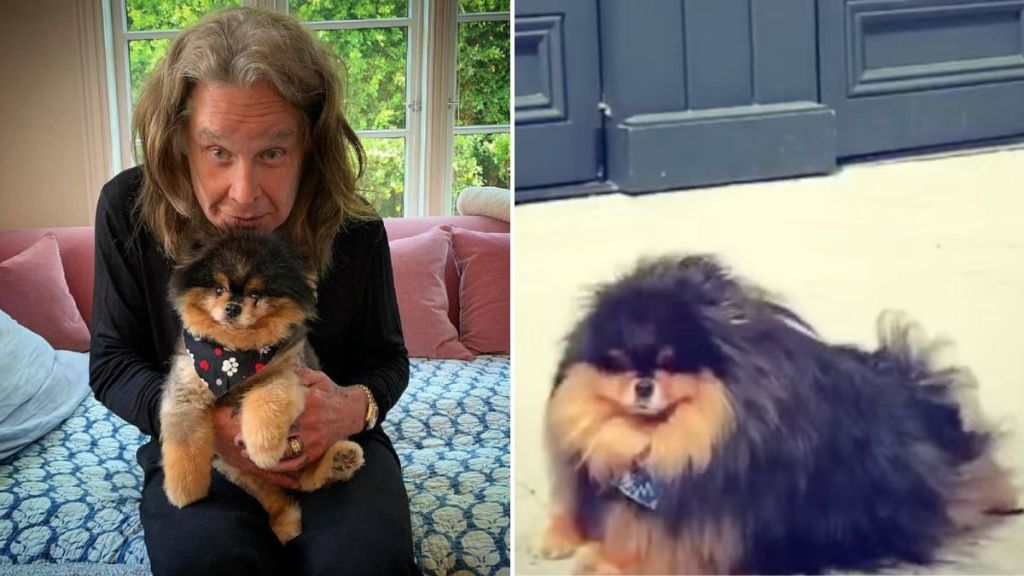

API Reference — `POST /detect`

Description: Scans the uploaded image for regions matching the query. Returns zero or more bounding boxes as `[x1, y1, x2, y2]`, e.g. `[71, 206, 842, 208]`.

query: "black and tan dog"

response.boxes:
[542, 255, 1019, 574]
[160, 230, 363, 543]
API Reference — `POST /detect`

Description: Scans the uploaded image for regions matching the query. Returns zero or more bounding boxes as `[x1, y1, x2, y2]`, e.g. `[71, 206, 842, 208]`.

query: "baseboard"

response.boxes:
[605, 101, 838, 193]
[514, 180, 619, 204]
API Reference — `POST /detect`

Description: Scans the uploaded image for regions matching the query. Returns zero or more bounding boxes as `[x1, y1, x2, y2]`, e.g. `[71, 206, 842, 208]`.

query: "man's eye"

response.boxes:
[261, 149, 285, 163]
[214, 287, 225, 296]
[210, 148, 231, 161]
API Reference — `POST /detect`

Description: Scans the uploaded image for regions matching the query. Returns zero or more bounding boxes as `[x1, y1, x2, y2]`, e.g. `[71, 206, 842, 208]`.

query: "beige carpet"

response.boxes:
[514, 148, 1024, 574]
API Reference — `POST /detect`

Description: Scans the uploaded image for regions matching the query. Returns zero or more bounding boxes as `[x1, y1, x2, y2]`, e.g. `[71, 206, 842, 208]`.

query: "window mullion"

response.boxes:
[112, 0, 134, 171]
[404, 0, 423, 217]
[423, 0, 457, 216]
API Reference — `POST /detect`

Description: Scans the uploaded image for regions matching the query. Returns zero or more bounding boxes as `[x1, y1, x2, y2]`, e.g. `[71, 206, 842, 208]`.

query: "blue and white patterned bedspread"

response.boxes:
[0, 356, 510, 575]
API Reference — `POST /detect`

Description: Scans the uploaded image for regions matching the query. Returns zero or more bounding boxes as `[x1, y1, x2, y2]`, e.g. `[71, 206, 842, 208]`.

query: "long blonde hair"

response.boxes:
[132, 6, 375, 275]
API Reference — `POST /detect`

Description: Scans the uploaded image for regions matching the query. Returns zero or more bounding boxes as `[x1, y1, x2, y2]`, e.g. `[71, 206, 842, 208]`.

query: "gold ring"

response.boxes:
[288, 437, 303, 457]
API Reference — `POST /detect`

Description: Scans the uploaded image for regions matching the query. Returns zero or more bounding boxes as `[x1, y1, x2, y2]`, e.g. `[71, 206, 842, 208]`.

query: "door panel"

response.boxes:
[683, 0, 754, 109]
[601, 0, 835, 192]
[820, 0, 1024, 157]
[515, 0, 602, 190]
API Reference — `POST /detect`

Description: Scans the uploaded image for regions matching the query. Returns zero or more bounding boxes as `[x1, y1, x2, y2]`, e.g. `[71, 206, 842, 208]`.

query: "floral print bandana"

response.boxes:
[183, 330, 284, 398]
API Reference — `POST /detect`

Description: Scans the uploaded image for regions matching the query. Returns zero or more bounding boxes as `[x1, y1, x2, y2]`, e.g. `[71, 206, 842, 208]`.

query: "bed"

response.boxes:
[0, 354, 509, 575]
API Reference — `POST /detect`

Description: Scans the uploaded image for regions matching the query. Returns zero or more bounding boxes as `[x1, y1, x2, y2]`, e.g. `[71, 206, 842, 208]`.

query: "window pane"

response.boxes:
[359, 137, 405, 218]
[452, 132, 509, 213]
[459, 0, 510, 13]
[457, 21, 510, 127]
[291, 0, 408, 21]
[127, 0, 238, 32]
[316, 29, 408, 131]
[129, 39, 172, 104]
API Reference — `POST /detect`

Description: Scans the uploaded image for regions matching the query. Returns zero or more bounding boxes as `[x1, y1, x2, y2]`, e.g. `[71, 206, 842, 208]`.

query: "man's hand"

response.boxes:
[212, 368, 369, 489]
[290, 368, 369, 462]
[212, 403, 306, 490]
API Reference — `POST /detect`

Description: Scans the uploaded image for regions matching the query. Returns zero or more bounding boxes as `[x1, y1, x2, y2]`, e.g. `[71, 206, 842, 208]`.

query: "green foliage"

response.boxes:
[457, 21, 510, 127]
[124, 0, 509, 218]
[359, 138, 405, 218]
[291, 0, 407, 21]
[129, 39, 171, 103]
[316, 29, 407, 131]
[127, 0, 237, 31]
[453, 132, 510, 210]
[458, 0, 510, 12]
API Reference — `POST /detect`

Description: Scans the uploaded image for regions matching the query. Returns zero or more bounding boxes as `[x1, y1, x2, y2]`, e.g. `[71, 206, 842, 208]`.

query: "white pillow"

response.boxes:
[455, 186, 510, 222]
[0, 309, 90, 460]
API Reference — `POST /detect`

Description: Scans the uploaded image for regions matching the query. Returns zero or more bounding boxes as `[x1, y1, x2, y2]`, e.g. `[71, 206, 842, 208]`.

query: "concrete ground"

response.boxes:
[513, 147, 1024, 574]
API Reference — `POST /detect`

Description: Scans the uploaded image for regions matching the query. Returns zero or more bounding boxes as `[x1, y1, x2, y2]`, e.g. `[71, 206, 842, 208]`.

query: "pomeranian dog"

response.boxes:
[160, 230, 364, 543]
[542, 255, 1019, 574]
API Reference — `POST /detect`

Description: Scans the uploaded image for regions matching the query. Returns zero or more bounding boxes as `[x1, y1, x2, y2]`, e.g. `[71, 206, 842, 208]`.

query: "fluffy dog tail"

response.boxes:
[873, 312, 1021, 530]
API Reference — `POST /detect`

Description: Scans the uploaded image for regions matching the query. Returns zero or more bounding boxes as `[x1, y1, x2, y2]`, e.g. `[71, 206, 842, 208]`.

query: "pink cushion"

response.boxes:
[389, 226, 474, 360]
[385, 216, 509, 327]
[451, 228, 510, 355]
[0, 233, 91, 351]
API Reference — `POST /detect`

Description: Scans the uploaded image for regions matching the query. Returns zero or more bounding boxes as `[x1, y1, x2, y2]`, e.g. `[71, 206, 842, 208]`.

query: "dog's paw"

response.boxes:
[574, 543, 622, 575]
[162, 443, 211, 508]
[270, 502, 302, 544]
[163, 465, 211, 508]
[330, 441, 365, 481]
[538, 515, 583, 559]
[244, 436, 288, 470]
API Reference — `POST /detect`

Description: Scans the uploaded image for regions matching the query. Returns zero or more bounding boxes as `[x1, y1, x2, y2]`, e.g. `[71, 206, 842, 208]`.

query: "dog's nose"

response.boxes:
[635, 378, 655, 400]
[225, 302, 242, 319]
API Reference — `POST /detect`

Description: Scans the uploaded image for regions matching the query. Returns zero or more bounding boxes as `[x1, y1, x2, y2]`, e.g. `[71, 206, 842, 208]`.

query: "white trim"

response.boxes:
[102, 0, 121, 176]
[111, 0, 135, 170]
[357, 129, 409, 139]
[404, 0, 424, 216]
[305, 17, 411, 31]
[454, 124, 510, 135]
[423, 0, 458, 215]
[456, 12, 509, 22]
[124, 29, 180, 40]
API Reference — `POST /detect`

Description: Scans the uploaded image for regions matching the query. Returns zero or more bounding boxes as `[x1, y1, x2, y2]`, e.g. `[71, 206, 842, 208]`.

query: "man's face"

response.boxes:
[186, 81, 304, 231]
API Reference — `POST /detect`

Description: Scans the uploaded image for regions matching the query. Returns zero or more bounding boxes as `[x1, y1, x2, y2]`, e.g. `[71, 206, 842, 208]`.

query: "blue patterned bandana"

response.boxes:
[183, 330, 284, 398]
[613, 468, 662, 510]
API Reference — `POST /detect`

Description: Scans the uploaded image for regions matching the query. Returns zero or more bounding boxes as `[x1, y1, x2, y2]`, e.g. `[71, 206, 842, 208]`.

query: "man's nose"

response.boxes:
[229, 160, 258, 205]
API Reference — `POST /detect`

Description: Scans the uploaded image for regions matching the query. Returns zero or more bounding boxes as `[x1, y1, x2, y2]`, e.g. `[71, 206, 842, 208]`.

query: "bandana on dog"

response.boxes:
[183, 330, 284, 398]
[613, 467, 662, 510]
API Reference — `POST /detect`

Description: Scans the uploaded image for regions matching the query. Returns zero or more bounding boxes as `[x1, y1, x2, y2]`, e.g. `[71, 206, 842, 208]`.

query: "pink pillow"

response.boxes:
[390, 226, 474, 360]
[0, 233, 91, 351]
[451, 228, 510, 354]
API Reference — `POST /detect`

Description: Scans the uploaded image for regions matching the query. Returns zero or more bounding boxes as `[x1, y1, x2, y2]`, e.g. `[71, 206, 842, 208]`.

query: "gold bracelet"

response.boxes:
[354, 384, 379, 431]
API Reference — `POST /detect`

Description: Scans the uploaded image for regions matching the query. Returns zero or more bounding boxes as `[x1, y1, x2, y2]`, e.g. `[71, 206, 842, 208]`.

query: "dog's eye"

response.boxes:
[249, 293, 262, 302]
[214, 287, 225, 297]
[657, 347, 676, 368]
[606, 350, 633, 371]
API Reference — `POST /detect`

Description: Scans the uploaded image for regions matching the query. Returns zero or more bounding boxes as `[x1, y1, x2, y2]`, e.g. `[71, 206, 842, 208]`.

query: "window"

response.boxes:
[107, 0, 509, 218]
[453, 0, 510, 212]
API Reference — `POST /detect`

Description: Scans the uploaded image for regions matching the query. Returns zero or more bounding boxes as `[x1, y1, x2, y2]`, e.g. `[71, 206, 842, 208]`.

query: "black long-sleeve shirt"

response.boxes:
[89, 167, 409, 441]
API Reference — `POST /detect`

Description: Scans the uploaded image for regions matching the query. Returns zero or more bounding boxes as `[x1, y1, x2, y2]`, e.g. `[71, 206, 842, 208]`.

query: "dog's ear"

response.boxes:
[176, 233, 216, 268]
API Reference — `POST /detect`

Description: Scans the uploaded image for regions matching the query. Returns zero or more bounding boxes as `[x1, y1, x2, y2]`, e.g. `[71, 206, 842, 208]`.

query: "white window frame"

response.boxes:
[450, 8, 510, 214]
[106, 0, 507, 217]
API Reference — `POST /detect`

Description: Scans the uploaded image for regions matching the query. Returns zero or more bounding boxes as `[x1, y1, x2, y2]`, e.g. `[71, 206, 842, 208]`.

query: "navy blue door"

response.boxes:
[515, 0, 603, 192]
[820, 0, 1024, 157]
[514, 0, 1024, 200]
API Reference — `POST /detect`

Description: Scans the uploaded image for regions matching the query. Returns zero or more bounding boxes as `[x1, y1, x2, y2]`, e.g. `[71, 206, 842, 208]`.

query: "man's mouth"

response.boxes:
[224, 214, 265, 227]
